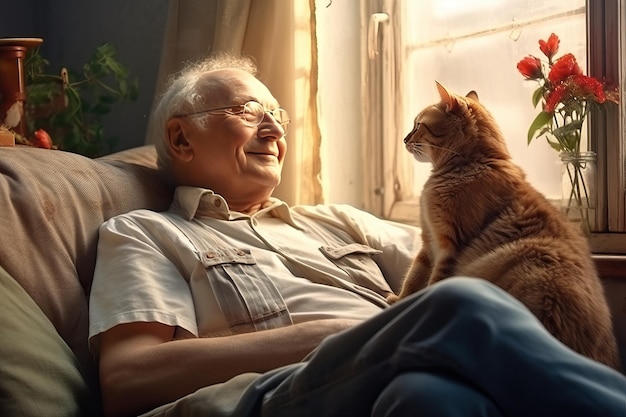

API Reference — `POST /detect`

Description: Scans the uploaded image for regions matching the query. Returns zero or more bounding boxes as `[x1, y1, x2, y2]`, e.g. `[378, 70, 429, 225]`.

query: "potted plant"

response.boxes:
[21, 42, 138, 157]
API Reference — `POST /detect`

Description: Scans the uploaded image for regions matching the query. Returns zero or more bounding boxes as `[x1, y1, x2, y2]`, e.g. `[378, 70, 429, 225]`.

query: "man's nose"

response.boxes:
[259, 114, 286, 139]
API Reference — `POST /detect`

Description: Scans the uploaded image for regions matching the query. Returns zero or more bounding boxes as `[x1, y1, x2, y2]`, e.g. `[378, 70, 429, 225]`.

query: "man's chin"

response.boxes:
[248, 171, 281, 190]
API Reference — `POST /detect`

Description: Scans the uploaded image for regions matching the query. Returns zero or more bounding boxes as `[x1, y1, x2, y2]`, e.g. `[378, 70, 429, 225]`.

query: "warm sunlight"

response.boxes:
[432, 0, 504, 17]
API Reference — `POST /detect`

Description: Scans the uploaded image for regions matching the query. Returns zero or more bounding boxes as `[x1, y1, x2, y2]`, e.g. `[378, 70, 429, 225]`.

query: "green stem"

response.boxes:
[564, 155, 591, 235]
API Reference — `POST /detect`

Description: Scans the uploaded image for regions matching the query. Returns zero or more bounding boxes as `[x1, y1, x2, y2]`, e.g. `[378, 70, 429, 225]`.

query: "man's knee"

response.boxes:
[372, 372, 503, 417]
[430, 276, 501, 298]
[400, 277, 532, 329]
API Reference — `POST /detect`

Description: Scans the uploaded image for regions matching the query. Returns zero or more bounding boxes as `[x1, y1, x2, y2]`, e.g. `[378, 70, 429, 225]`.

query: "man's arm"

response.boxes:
[98, 318, 360, 417]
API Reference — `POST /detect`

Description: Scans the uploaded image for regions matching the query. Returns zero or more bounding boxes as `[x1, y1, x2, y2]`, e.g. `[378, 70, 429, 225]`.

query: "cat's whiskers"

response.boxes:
[423, 143, 469, 164]
[406, 124, 467, 163]
[407, 144, 433, 164]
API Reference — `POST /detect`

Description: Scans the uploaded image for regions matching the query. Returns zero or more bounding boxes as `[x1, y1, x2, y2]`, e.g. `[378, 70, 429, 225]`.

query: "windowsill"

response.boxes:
[590, 234, 626, 255]
[387, 198, 420, 227]
[388, 199, 626, 257]
[593, 254, 626, 280]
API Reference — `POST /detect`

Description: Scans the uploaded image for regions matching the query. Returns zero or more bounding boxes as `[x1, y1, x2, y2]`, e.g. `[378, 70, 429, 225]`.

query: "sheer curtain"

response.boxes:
[361, 0, 414, 218]
[147, 0, 322, 206]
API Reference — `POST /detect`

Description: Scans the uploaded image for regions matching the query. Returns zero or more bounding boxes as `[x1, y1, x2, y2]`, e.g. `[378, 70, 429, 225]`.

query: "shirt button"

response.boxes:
[205, 252, 216, 259]
[213, 199, 222, 207]
[236, 250, 246, 256]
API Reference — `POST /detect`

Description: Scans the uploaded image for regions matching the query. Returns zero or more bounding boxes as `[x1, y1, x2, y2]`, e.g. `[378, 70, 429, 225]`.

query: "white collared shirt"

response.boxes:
[88, 186, 421, 353]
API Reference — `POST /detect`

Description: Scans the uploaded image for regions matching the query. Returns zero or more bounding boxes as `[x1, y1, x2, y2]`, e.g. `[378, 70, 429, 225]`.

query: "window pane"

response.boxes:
[403, 0, 586, 200]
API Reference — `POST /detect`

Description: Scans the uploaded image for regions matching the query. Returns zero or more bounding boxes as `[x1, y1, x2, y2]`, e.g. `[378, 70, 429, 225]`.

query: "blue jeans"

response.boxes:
[144, 277, 626, 416]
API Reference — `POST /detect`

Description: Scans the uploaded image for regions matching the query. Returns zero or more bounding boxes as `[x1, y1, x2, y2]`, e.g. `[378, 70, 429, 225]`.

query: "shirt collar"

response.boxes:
[169, 186, 302, 228]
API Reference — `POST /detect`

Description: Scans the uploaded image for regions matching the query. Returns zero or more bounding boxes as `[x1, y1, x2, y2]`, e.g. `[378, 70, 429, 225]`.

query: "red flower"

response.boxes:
[569, 74, 606, 103]
[544, 83, 567, 113]
[539, 33, 560, 60]
[518, 32, 620, 154]
[517, 56, 543, 80]
[32, 129, 52, 149]
[548, 53, 582, 85]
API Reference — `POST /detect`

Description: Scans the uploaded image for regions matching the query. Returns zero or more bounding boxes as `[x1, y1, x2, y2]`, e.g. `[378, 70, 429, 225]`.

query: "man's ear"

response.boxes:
[166, 118, 194, 162]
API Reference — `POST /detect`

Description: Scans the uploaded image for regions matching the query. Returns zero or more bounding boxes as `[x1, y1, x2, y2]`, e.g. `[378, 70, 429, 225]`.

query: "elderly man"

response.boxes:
[89, 54, 626, 417]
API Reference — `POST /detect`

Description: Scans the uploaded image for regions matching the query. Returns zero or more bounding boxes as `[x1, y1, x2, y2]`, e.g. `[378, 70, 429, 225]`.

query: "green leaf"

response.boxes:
[64, 88, 83, 118]
[128, 79, 139, 100]
[546, 137, 564, 152]
[552, 119, 584, 137]
[531, 88, 544, 108]
[91, 102, 112, 115]
[98, 94, 117, 104]
[527, 111, 552, 145]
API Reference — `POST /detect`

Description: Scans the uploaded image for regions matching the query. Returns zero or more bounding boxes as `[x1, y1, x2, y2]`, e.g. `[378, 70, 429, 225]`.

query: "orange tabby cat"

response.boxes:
[387, 81, 621, 369]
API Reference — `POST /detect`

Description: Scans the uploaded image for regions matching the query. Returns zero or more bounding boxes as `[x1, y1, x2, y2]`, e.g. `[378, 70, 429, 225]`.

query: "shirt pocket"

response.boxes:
[319, 243, 392, 296]
[193, 247, 292, 334]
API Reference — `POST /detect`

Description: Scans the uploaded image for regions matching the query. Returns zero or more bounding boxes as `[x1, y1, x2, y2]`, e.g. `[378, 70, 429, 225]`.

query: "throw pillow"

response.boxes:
[0, 266, 101, 416]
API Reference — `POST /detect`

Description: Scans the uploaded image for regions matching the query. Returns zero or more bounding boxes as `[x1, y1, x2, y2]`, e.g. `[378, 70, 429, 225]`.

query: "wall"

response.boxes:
[0, 0, 168, 153]
[316, 1, 364, 207]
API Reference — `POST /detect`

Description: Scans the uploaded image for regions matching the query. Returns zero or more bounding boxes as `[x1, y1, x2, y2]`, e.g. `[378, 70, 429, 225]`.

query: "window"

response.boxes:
[317, 0, 625, 254]
[403, 0, 586, 202]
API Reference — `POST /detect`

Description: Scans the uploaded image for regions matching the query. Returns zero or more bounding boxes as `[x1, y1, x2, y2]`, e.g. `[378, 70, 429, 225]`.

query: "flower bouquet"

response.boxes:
[516, 33, 620, 232]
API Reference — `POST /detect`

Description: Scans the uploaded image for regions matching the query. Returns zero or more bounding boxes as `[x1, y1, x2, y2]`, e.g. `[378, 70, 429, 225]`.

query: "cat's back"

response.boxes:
[457, 165, 621, 365]
[421, 156, 546, 233]
[456, 161, 594, 269]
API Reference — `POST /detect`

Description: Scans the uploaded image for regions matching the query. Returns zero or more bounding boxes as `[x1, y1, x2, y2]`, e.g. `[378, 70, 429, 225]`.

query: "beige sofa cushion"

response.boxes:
[0, 145, 173, 400]
[0, 265, 98, 416]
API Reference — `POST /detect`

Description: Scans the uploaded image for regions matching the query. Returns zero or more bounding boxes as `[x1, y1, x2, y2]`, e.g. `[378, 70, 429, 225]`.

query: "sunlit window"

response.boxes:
[317, 0, 624, 251]
[403, 0, 586, 200]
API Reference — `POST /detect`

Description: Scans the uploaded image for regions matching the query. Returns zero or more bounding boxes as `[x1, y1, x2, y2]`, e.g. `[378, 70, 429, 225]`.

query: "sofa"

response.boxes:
[0, 145, 172, 416]
[1, 144, 625, 416]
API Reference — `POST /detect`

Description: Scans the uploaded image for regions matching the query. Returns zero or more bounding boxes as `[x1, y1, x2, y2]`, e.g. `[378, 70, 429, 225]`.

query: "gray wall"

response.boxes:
[1, 1, 169, 153]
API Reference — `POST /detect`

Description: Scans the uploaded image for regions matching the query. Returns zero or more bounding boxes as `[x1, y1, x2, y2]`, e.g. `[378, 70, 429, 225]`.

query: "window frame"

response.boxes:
[587, 0, 626, 253]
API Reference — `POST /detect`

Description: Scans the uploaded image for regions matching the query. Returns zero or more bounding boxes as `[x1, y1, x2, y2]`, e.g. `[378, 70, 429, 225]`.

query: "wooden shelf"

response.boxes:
[593, 254, 626, 280]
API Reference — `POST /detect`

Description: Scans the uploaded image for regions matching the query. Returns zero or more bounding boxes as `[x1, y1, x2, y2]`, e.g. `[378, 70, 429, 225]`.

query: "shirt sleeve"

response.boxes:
[88, 210, 198, 355]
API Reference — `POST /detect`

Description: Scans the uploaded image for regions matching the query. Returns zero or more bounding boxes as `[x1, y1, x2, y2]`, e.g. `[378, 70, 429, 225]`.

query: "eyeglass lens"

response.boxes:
[244, 102, 290, 133]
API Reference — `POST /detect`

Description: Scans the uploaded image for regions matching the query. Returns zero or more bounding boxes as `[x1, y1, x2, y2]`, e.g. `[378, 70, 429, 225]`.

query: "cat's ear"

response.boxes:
[435, 81, 460, 113]
[466, 91, 479, 101]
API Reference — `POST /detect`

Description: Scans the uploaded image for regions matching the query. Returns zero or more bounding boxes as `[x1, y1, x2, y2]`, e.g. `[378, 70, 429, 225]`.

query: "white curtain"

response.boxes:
[361, 0, 414, 218]
[147, 0, 323, 206]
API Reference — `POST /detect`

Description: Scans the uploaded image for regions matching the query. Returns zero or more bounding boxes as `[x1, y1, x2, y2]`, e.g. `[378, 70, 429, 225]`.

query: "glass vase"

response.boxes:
[560, 151, 596, 235]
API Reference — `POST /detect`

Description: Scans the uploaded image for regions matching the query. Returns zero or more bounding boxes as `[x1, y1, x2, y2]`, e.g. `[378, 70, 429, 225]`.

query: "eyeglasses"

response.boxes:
[177, 100, 290, 135]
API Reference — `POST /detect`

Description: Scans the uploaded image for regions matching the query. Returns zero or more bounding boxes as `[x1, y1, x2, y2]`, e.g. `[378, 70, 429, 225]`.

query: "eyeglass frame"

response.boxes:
[173, 100, 291, 135]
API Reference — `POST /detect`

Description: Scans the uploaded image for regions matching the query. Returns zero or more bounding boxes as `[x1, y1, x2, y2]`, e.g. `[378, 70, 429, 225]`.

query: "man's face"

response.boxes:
[170, 69, 288, 209]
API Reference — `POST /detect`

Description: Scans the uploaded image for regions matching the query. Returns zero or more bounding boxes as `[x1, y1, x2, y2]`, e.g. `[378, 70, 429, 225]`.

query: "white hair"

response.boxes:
[148, 53, 258, 176]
